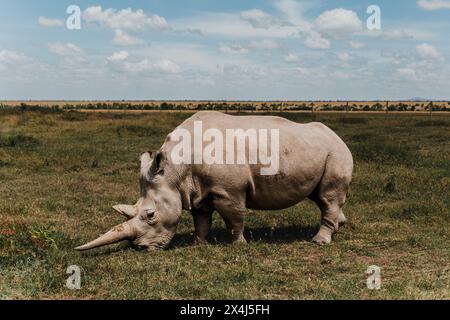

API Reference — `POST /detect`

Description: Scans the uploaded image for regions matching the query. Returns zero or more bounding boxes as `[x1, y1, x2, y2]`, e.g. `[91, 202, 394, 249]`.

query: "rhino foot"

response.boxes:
[232, 234, 248, 245]
[338, 211, 347, 227]
[194, 236, 209, 246]
[312, 233, 332, 245]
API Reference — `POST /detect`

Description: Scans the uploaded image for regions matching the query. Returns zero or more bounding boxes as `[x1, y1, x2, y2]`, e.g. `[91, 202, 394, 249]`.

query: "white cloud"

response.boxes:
[396, 68, 417, 80]
[417, 0, 450, 10]
[48, 43, 85, 65]
[315, 9, 363, 36]
[249, 39, 280, 49]
[331, 71, 351, 79]
[122, 59, 181, 74]
[38, 16, 64, 27]
[48, 43, 83, 56]
[284, 53, 299, 62]
[0, 50, 26, 64]
[107, 51, 129, 62]
[338, 53, 353, 61]
[83, 6, 168, 31]
[295, 67, 313, 77]
[416, 43, 443, 60]
[359, 28, 435, 41]
[240, 9, 276, 29]
[304, 31, 330, 49]
[113, 29, 144, 46]
[219, 44, 249, 54]
[350, 41, 365, 49]
[383, 29, 417, 39]
[273, 0, 306, 25]
[171, 12, 298, 39]
[128, 42, 250, 74]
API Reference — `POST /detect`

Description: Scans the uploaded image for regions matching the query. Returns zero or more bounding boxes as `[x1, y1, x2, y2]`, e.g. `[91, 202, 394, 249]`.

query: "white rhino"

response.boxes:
[76, 111, 354, 251]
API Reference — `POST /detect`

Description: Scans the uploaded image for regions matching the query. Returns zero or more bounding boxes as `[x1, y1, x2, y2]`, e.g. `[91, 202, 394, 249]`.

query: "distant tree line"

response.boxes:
[0, 101, 449, 112]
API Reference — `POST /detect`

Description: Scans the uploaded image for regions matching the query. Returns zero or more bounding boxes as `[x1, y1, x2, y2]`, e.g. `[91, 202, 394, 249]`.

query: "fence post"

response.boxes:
[429, 101, 433, 119]
[311, 102, 315, 120]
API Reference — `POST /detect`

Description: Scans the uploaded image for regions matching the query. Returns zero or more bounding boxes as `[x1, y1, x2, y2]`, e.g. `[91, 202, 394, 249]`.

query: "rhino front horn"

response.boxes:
[75, 221, 134, 251]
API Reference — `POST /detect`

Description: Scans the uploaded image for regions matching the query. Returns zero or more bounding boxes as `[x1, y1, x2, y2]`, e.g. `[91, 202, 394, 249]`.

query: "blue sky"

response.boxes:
[1, 0, 449, 100]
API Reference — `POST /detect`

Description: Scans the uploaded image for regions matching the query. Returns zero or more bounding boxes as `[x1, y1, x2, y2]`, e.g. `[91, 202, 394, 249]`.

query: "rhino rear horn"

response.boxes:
[113, 204, 137, 219]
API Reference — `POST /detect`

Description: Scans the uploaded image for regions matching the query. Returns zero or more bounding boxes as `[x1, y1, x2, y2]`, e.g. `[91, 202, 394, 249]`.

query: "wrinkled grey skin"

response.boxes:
[76, 111, 353, 252]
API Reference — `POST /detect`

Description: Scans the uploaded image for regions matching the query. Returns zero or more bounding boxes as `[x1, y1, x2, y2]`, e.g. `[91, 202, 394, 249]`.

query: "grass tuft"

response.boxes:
[350, 141, 419, 165]
[0, 134, 40, 148]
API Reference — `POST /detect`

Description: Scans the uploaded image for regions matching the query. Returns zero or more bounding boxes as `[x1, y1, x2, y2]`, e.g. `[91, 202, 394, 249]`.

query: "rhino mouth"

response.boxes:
[135, 243, 165, 251]
[133, 234, 174, 251]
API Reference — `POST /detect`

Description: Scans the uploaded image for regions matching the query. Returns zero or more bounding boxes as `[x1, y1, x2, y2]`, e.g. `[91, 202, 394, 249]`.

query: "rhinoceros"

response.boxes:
[76, 111, 353, 251]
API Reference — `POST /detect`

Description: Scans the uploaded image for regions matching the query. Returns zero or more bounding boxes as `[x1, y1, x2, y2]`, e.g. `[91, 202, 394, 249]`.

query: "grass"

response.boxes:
[0, 110, 449, 299]
[0, 134, 40, 148]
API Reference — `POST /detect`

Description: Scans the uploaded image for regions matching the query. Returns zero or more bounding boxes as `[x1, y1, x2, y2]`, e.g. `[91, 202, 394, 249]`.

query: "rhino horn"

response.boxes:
[75, 221, 134, 251]
[113, 204, 137, 219]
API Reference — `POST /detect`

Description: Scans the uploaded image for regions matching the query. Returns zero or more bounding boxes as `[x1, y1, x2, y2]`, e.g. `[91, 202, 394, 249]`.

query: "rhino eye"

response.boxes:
[144, 209, 155, 219]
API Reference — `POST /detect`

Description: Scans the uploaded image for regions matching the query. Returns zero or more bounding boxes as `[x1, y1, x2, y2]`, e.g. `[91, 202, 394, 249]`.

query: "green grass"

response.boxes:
[0, 110, 449, 299]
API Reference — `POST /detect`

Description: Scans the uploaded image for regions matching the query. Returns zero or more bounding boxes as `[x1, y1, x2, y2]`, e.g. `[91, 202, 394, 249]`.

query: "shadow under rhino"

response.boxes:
[78, 224, 322, 255]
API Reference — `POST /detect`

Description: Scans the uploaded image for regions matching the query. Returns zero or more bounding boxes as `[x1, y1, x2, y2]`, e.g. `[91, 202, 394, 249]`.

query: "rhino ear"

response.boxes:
[150, 150, 166, 175]
[140, 151, 154, 178]
[113, 204, 137, 219]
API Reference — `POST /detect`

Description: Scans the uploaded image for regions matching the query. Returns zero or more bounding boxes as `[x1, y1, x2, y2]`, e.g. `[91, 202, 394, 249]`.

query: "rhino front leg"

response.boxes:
[211, 192, 248, 244]
[192, 208, 213, 245]
[214, 203, 247, 245]
[226, 215, 247, 245]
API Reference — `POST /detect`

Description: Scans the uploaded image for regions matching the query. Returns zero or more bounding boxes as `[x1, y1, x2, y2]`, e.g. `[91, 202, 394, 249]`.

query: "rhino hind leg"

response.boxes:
[312, 204, 342, 245]
[310, 156, 352, 245]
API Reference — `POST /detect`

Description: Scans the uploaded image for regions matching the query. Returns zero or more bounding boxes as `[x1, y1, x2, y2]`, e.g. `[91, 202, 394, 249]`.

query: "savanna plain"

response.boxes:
[0, 109, 449, 299]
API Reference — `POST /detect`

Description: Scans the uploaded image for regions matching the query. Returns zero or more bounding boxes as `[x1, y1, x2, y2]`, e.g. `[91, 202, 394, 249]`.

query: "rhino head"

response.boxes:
[75, 151, 182, 252]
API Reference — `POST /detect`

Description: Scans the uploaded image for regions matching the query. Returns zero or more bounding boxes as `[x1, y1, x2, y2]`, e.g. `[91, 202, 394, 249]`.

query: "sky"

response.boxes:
[0, 0, 449, 100]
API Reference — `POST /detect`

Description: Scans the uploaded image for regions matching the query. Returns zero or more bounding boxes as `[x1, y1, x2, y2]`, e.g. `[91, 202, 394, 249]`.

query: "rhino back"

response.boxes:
[163, 112, 352, 211]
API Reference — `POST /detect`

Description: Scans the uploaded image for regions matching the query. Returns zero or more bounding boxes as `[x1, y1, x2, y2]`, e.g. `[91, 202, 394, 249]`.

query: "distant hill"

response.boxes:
[408, 97, 434, 102]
